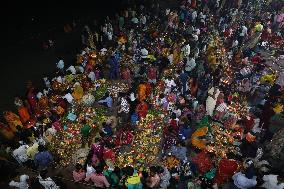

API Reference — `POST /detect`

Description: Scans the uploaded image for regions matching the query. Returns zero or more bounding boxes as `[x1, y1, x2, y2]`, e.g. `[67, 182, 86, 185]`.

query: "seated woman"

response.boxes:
[146, 166, 161, 188]
[73, 163, 86, 182]
[85, 166, 110, 188]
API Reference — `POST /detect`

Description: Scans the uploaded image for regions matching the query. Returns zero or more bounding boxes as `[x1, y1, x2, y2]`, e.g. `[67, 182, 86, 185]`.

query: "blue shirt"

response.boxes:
[180, 72, 189, 83]
[102, 125, 113, 136]
[99, 96, 113, 108]
[34, 151, 53, 168]
[179, 125, 192, 140]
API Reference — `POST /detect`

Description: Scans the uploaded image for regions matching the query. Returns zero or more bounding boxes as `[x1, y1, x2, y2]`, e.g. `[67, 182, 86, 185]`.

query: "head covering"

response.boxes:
[37, 92, 43, 99]
[141, 48, 148, 58]
[246, 132, 256, 142]
[20, 174, 29, 182]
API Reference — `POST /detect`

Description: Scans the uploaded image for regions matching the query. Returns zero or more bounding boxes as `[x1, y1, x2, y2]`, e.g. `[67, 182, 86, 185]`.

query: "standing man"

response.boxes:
[80, 120, 92, 148]
[179, 70, 189, 95]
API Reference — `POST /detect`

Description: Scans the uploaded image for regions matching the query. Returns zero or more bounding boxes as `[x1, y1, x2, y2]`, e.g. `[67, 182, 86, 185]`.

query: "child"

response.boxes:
[73, 163, 86, 182]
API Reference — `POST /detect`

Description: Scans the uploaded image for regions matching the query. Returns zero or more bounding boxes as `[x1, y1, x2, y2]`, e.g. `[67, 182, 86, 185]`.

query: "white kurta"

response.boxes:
[206, 87, 220, 116]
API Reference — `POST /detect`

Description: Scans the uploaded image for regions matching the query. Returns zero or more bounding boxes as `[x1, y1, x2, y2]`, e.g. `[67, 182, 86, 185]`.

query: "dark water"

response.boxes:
[1, 1, 125, 48]
[0, 0, 158, 112]
[0, 1, 127, 112]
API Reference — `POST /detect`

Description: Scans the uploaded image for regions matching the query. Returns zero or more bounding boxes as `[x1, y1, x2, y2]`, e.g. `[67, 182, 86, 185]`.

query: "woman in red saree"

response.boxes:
[190, 77, 198, 98]
[136, 101, 149, 120]
[103, 146, 116, 164]
[214, 158, 239, 185]
[121, 66, 131, 85]
[27, 87, 38, 113]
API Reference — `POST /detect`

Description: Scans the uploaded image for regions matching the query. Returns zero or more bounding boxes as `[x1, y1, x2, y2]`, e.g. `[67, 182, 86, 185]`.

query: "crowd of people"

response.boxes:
[1, 0, 284, 188]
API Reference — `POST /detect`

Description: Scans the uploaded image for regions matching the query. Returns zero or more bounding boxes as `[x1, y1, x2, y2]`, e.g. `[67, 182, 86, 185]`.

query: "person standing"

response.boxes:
[231, 171, 257, 189]
[179, 69, 189, 95]
[118, 93, 130, 125]
[80, 120, 92, 148]
[148, 65, 158, 84]
[108, 54, 120, 80]
[98, 92, 113, 108]
[34, 145, 53, 170]
[56, 59, 64, 74]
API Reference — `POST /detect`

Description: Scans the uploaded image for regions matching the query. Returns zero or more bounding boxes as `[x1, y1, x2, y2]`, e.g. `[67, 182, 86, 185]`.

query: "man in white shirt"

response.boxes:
[206, 87, 220, 117]
[192, 10, 197, 23]
[12, 144, 29, 164]
[107, 31, 113, 41]
[185, 57, 196, 73]
[66, 65, 76, 74]
[168, 53, 174, 64]
[118, 94, 130, 124]
[194, 28, 201, 35]
[240, 25, 248, 37]
[239, 25, 248, 44]
[166, 9, 171, 16]
[232, 39, 239, 48]
[88, 71, 96, 81]
[164, 77, 176, 94]
[38, 170, 59, 189]
[56, 59, 64, 71]
[63, 93, 74, 104]
[232, 171, 257, 189]
[141, 15, 146, 26]
[9, 175, 29, 189]
[182, 44, 191, 58]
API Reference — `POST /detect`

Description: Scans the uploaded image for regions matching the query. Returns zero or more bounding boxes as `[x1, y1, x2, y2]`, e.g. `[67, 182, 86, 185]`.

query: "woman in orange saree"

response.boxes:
[137, 83, 147, 102]
[72, 83, 84, 101]
[17, 106, 30, 124]
[3, 111, 22, 132]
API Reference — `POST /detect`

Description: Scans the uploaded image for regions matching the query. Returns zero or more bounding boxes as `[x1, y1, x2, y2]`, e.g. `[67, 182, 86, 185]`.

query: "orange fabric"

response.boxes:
[136, 102, 149, 119]
[191, 127, 208, 150]
[3, 111, 22, 132]
[138, 84, 147, 102]
[72, 85, 84, 101]
[38, 96, 49, 110]
[18, 106, 30, 124]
